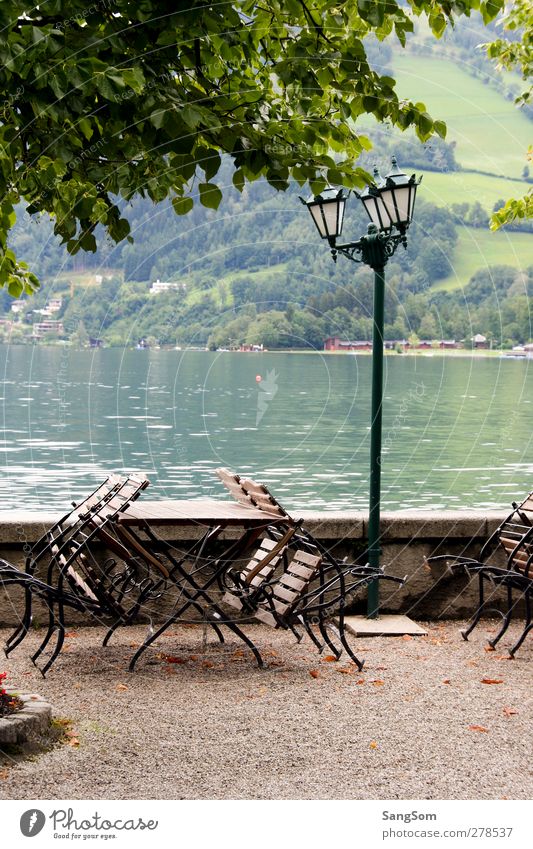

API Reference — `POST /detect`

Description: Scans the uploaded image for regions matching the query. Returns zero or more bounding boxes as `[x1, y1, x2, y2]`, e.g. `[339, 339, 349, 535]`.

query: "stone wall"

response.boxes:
[0, 508, 509, 627]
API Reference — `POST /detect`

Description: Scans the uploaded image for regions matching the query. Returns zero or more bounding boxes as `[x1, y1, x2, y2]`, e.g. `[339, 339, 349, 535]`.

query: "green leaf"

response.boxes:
[232, 169, 245, 192]
[433, 120, 447, 139]
[172, 196, 194, 215]
[150, 109, 166, 130]
[78, 118, 93, 141]
[199, 183, 222, 210]
[417, 112, 433, 136]
[197, 148, 221, 181]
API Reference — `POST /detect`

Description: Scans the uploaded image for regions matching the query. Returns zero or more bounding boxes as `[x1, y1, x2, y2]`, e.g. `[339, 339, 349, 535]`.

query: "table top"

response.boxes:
[115, 498, 288, 527]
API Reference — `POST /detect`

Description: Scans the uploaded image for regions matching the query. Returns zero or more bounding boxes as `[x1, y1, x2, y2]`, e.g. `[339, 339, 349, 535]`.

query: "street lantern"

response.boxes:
[305, 187, 348, 243]
[378, 157, 419, 230]
[301, 158, 421, 619]
[358, 167, 390, 232]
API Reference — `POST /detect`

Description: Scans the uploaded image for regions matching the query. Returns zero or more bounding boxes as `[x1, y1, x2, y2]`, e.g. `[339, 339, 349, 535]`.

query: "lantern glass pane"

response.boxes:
[321, 198, 343, 238]
[337, 198, 346, 236]
[309, 203, 328, 238]
[408, 183, 417, 220]
[364, 195, 389, 230]
[380, 185, 411, 226]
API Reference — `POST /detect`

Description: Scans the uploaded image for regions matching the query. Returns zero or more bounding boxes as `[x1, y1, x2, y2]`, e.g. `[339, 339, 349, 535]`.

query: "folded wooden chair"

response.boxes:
[1, 473, 153, 674]
[222, 534, 403, 669]
[215, 467, 403, 662]
[426, 491, 533, 657]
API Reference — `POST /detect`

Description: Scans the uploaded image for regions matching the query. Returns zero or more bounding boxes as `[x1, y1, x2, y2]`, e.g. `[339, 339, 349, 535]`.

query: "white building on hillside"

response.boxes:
[149, 279, 186, 295]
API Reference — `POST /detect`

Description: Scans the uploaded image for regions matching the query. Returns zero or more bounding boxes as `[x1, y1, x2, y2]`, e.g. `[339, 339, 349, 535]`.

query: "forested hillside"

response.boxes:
[1, 15, 531, 349]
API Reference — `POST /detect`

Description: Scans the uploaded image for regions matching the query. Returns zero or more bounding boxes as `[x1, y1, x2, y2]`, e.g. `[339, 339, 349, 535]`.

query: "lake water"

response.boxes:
[0, 346, 531, 512]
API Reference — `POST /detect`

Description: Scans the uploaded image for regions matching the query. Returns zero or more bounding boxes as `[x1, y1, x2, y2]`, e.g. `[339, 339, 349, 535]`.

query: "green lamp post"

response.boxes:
[301, 158, 421, 618]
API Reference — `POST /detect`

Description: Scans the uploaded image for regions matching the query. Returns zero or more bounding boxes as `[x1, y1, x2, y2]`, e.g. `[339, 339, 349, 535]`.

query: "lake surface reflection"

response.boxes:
[0, 346, 531, 511]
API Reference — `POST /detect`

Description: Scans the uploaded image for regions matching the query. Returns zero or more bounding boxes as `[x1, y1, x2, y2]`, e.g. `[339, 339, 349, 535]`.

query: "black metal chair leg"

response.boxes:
[288, 622, 304, 643]
[37, 623, 66, 678]
[214, 613, 264, 668]
[30, 600, 58, 664]
[488, 584, 514, 647]
[509, 618, 533, 657]
[298, 615, 324, 652]
[329, 616, 365, 671]
[128, 613, 181, 671]
[318, 617, 341, 659]
[509, 592, 532, 657]
[460, 572, 487, 640]
[4, 588, 33, 655]
[102, 615, 128, 647]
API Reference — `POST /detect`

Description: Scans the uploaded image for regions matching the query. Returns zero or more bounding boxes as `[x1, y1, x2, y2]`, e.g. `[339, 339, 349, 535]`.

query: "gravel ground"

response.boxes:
[0, 620, 531, 800]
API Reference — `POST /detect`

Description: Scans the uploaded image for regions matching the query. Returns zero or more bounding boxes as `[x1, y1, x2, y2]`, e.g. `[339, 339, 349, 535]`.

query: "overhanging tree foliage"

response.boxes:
[485, 0, 533, 230]
[0, 0, 505, 295]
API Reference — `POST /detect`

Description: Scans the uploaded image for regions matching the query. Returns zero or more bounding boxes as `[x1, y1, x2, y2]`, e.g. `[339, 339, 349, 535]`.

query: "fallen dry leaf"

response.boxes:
[484, 644, 496, 652]
[371, 679, 385, 686]
[115, 684, 129, 691]
[201, 660, 214, 668]
[469, 724, 489, 733]
[402, 635, 413, 641]
[356, 679, 365, 685]
[0, 769, 9, 780]
[165, 656, 187, 664]
[369, 741, 378, 750]
[309, 669, 320, 679]
[337, 666, 355, 675]
[503, 707, 518, 717]
[65, 631, 78, 638]
[481, 678, 504, 685]
[321, 654, 338, 662]
[442, 679, 451, 684]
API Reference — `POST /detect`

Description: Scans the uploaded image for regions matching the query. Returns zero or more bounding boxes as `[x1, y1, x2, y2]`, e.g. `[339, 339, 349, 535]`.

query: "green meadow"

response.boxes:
[393, 54, 531, 180]
[432, 227, 532, 292]
[390, 52, 531, 290]
[416, 169, 525, 211]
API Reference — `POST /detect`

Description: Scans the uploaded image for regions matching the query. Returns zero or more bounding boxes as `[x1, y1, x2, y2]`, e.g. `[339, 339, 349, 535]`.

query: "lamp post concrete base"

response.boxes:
[344, 614, 428, 637]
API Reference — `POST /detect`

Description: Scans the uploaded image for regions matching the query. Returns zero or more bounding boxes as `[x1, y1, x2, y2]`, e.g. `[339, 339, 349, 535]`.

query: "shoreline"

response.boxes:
[0, 343, 528, 359]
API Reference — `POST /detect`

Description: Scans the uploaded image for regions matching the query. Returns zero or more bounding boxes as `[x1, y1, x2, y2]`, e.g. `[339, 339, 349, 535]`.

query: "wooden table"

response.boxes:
[115, 498, 288, 528]
[112, 498, 286, 670]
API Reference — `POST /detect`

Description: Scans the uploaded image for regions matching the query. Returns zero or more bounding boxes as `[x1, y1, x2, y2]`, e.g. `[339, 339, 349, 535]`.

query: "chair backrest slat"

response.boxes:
[216, 468, 291, 519]
[263, 550, 322, 619]
[496, 493, 533, 575]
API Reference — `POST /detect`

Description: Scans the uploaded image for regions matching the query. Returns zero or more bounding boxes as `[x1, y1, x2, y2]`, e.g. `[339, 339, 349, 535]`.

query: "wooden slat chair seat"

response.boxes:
[222, 537, 288, 611]
[254, 549, 321, 627]
[425, 490, 533, 657]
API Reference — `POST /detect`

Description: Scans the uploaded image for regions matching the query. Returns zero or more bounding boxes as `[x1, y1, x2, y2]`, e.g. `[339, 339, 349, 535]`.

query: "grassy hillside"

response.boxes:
[393, 54, 531, 179]
[432, 227, 532, 292]
[416, 169, 525, 211]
